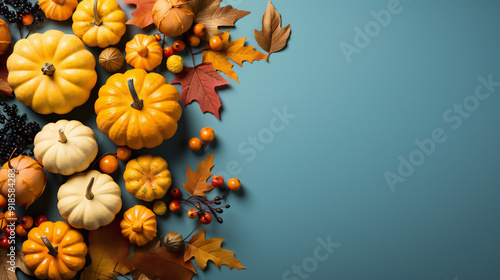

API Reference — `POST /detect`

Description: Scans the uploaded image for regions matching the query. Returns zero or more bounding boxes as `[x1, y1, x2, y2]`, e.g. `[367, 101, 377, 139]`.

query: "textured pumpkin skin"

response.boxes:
[7, 30, 97, 114]
[72, 0, 127, 48]
[34, 120, 98, 176]
[58, 170, 122, 230]
[39, 0, 78, 21]
[125, 34, 163, 71]
[0, 156, 47, 208]
[0, 18, 11, 55]
[120, 205, 157, 246]
[95, 69, 182, 149]
[153, 0, 194, 37]
[124, 154, 172, 201]
[22, 221, 88, 280]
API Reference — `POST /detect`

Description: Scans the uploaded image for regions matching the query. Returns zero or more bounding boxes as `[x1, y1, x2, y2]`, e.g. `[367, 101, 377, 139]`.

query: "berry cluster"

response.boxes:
[98, 146, 132, 174]
[0, 202, 48, 249]
[0, 0, 44, 25]
[189, 127, 215, 151]
[0, 102, 41, 164]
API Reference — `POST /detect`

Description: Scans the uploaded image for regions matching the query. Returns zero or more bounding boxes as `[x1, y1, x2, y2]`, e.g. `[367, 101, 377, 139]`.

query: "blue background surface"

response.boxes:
[3, 0, 500, 279]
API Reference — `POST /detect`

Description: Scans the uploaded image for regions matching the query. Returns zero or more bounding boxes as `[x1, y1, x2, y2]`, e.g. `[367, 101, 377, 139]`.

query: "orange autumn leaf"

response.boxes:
[128, 247, 196, 280]
[122, 0, 156, 28]
[184, 228, 245, 270]
[202, 30, 267, 83]
[182, 153, 215, 198]
[81, 219, 131, 280]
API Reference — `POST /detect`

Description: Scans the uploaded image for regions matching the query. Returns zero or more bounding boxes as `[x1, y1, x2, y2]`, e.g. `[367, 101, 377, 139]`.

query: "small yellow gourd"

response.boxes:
[123, 155, 172, 202]
[120, 205, 157, 246]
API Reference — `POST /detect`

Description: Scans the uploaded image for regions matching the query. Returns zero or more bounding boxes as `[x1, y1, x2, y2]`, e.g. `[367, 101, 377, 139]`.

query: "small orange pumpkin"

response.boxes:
[0, 18, 11, 55]
[39, 0, 78, 21]
[120, 205, 157, 246]
[152, 0, 194, 37]
[125, 34, 163, 71]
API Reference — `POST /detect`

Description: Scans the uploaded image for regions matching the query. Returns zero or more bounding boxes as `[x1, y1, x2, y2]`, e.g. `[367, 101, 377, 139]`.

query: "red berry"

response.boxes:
[20, 216, 34, 229]
[169, 200, 181, 212]
[209, 36, 223, 51]
[200, 212, 212, 224]
[116, 147, 132, 162]
[200, 127, 215, 143]
[3, 225, 14, 236]
[99, 155, 118, 174]
[227, 178, 241, 191]
[189, 138, 203, 151]
[187, 209, 198, 219]
[187, 35, 201, 47]
[170, 187, 181, 199]
[0, 236, 9, 249]
[35, 215, 48, 227]
[173, 40, 185, 52]
[163, 46, 176, 58]
[211, 175, 224, 188]
[15, 224, 28, 237]
[193, 23, 206, 37]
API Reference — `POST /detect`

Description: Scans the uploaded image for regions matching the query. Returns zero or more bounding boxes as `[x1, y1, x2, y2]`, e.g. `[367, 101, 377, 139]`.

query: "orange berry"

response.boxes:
[193, 23, 206, 37]
[21, 13, 33, 26]
[189, 138, 203, 151]
[169, 200, 181, 212]
[187, 35, 201, 47]
[116, 147, 132, 162]
[5, 210, 18, 223]
[227, 178, 241, 191]
[99, 155, 119, 174]
[163, 46, 176, 58]
[20, 216, 34, 229]
[154, 33, 162, 41]
[187, 209, 198, 219]
[200, 127, 215, 143]
[15, 224, 28, 237]
[209, 36, 223, 51]
[173, 40, 185, 52]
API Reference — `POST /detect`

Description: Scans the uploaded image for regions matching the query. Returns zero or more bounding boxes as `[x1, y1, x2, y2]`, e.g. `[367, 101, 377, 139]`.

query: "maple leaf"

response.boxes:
[81, 219, 131, 280]
[0, 50, 13, 98]
[254, 1, 291, 62]
[190, 0, 250, 41]
[122, 0, 155, 28]
[0, 247, 33, 280]
[202, 30, 267, 83]
[181, 153, 215, 198]
[128, 247, 196, 280]
[184, 229, 245, 270]
[172, 63, 229, 119]
[128, 237, 162, 280]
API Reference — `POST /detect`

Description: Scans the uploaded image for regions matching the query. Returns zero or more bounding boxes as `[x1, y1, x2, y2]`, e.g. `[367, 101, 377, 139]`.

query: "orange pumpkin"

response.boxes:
[120, 205, 157, 246]
[125, 34, 163, 71]
[95, 69, 182, 149]
[39, 0, 78, 21]
[0, 18, 11, 55]
[0, 156, 47, 208]
[152, 0, 194, 37]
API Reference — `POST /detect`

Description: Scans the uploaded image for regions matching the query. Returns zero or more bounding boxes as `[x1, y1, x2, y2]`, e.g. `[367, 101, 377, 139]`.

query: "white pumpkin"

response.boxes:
[57, 170, 122, 231]
[34, 120, 98, 176]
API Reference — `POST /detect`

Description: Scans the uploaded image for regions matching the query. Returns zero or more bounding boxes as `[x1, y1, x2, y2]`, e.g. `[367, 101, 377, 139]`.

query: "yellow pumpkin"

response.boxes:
[39, 0, 78, 21]
[152, 0, 194, 37]
[120, 205, 157, 246]
[95, 69, 182, 149]
[34, 120, 98, 176]
[124, 154, 172, 202]
[0, 18, 11, 56]
[125, 34, 163, 71]
[72, 0, 127, 48]
[7, 30, 97, 115]
[22, 221, 88, 280]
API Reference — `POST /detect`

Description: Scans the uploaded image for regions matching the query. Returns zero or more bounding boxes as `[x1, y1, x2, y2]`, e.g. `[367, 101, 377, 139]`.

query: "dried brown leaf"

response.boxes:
[0, 50, 12, 98]
[254, 1, 291, 61]
[0, 247, 33, 280]
[128, 247, 196, 280]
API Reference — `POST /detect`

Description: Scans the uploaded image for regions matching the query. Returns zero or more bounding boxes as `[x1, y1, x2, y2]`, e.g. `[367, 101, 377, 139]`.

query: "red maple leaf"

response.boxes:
[122, 0, 156, 28]
[172, 63, 229, 119]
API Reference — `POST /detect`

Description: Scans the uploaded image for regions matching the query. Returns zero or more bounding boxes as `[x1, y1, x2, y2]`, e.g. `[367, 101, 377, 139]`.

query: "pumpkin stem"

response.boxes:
[128, 79, 144, 110]
[92, 0, 103, 26]
[41, 236, 58, 257]
[52, 0, 66, 4]
[138, 46, 149, 57]
[132, 221, 143, 233]
[85, 177, 95, 200]
[41, 63, 55, 76]
[58, 129, 68, 143]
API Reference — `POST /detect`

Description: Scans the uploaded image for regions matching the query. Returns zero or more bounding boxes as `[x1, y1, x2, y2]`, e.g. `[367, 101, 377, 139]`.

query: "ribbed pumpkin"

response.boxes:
[57, 170, 122, 230]
[120, 205, 157, 246]
[124, 154, 172, 202]
[0, 156, 47, 208]
[95, 69, 182, 149]
[125, 34, 163, 71]
[7, 30, 97, 115]
[39, 0, 78, 21]
[34, 120, 98, 176]
[72, 0, 127, 48]
[152, 0, 194, 37]
[0, 18, 11, 56]
[22, 221, 88, 280]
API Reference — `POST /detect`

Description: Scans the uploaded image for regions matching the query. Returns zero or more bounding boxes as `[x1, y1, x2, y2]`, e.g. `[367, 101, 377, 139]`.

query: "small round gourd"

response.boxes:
[99, 47, 124, 73]
[57, 170, 122, 230]
[34, 120, 98, 176]
[152, 0, 194, 37]
[120, 205, 157, 246]
[125, 34, 163, 71]
[123, 155, 172, 201]
[164, 231, 183, 251]
[39, 0, 78, 21]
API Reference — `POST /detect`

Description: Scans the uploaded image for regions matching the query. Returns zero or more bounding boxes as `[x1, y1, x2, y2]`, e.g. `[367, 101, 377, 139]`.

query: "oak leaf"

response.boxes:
[128, 247, 196, 280]
[190, 0, 250, 41]
[181, 153, 215, 198]
[172, 63, 229, 119]
[184, 229, 245, 270]
[202, 30, 267, 83]
[0, 50, 13, 98]
[122, 0, 155, 28]
[254, 1, 291, 61]
[128, 237, 162, 280]
[0, 247, 33, 280]
[81, 219, 131, 280]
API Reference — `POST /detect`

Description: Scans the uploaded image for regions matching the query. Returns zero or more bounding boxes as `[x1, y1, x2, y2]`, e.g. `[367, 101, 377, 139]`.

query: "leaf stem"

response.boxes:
[188, 44, 196, 67]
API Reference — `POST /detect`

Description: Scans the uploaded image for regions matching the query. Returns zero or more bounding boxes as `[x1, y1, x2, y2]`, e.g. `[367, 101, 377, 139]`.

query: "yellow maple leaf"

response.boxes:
[184, 229, 246, 270]
[202, 30, 268, 83]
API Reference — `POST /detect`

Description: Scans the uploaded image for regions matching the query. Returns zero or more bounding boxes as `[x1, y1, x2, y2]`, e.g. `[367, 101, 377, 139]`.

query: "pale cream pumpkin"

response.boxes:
[34, 120, 98, 176]
[57, 170, 122, 231]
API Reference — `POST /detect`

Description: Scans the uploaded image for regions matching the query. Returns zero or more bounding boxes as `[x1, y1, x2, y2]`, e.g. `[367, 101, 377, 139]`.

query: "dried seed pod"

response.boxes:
[164, 231, 184, 251]
[99, 47, 124, 73]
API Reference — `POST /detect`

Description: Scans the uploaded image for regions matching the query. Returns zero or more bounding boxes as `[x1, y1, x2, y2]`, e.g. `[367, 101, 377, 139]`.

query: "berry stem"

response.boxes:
[183, 220, 201, 242]
[188, 44, 196, 67]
